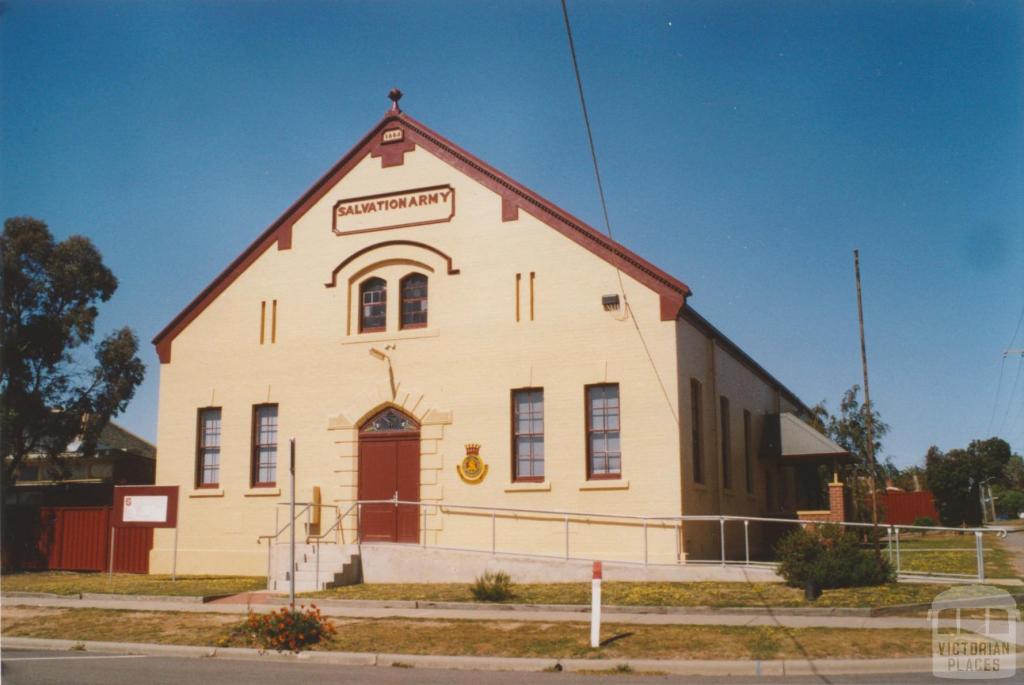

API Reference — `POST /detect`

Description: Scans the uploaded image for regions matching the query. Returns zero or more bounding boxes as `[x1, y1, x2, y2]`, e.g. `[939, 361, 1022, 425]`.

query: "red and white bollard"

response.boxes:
[591, 561, 602, 648]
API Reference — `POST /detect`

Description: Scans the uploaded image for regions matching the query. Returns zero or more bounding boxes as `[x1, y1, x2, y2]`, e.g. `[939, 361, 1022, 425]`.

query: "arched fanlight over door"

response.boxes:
[360, 407, 419, 433]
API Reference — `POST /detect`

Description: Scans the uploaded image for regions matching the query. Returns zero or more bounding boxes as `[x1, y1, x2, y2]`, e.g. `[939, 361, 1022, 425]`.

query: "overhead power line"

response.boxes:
[988, 355, 1008, 436]
[987, 301, 1024, 436]
[559, 0, 678, 426]
[998, 350, 1024, 436]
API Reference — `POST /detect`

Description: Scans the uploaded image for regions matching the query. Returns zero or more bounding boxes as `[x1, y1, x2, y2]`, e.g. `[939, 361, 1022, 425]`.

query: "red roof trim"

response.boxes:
[152, 110, 692, 363]
[395, 114, 691, 309]
[152, 116, 394, 363]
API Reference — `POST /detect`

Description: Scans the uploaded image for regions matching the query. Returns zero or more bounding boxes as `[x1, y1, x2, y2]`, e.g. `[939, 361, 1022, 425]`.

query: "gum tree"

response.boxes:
[1, 217, 145, 563]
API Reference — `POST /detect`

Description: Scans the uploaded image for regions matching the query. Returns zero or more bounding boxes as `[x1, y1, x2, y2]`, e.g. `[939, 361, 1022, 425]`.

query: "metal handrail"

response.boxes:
[258, 503, 311, 545]
[306, 501, 359, 545]
[344, 498, 1006, 535]
[263, 496, 1007, 583]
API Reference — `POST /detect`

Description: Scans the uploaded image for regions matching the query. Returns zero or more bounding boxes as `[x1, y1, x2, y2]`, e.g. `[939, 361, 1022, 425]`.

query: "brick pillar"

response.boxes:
[828, 473, 847, 523]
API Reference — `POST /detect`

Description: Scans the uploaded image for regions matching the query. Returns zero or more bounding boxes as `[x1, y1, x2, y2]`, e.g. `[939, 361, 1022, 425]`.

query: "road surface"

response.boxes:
[3, 649, 1016, 685]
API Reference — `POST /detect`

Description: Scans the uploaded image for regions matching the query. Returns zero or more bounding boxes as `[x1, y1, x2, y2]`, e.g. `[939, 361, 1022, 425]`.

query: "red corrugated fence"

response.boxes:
[7, 506, 152, 573]
[880, 491, 941, 526]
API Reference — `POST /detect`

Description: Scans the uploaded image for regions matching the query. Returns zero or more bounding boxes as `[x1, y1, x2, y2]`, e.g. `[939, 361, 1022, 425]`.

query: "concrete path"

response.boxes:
[997, 525, 1024, 576]
[4, 593, 1019, 643]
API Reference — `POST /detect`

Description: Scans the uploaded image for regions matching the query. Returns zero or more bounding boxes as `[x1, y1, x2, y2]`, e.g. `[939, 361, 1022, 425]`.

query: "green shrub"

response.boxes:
[244, 605, 335, 652]
[912, 516, 936, 530]
[470, 570, 514, 602]
[995, 490, 1024, 519]
[776, 525, 894, 590]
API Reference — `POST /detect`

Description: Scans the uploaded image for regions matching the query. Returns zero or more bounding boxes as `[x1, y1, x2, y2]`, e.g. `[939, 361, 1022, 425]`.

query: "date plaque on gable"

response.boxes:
[333, 185, 455, 237]
[382, 128, 404, 143]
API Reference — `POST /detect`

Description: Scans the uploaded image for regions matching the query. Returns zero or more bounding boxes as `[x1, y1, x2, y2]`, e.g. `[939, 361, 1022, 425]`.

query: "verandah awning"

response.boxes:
[760, 412, 854, 464]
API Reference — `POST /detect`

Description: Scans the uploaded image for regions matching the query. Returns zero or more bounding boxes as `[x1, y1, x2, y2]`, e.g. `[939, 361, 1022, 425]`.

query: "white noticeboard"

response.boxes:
[122, 495, 168, 524]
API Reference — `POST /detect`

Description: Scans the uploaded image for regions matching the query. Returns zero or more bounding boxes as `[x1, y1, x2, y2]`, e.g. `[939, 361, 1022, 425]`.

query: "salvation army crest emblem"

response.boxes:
[457, 444, 488, 483]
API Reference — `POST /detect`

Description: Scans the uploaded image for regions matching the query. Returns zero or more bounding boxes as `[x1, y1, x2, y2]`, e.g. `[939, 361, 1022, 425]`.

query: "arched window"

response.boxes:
[359, 277, 387, 332]
[400, 273, 428, 329]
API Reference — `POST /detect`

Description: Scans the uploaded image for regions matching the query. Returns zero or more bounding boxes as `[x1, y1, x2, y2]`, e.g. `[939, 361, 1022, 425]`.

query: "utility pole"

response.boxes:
[979, 482, 989, 525]
[854, 250, 881, 555]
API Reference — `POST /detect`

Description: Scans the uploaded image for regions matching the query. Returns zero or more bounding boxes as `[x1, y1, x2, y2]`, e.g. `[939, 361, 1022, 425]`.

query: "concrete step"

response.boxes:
[267, 543, 362, 592]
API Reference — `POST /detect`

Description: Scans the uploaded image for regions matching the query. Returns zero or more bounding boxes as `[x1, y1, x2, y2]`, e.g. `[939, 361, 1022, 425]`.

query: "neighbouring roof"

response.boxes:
[11, 421, 156, 465]
[760, 412, 853, 463]
[95, 422, 156, 460]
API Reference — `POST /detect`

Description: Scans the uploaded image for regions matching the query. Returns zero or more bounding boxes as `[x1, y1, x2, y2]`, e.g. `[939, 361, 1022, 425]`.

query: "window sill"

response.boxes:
[343, 328, 439, 345]
[504, 482, 551, 493]
[189, 488, 224, 498]
[244, 488, 281, 497]
[579, 480, 629, 491]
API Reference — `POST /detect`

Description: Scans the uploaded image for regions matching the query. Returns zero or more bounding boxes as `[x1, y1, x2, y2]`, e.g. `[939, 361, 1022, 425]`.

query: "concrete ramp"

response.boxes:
[358, 543, 783, 584]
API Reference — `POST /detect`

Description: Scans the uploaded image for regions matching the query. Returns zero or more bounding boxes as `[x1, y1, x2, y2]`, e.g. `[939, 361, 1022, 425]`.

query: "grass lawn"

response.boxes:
[1, 572, 266, 597]
[0, 606, 936, 660]
[889, 533, 1014, 578]
[305, 580, 954, 609]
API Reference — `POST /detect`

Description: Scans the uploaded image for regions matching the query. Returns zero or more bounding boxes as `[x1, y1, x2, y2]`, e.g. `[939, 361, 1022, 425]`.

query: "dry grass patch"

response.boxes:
[1, 607, 936, 660]
[307, 580, 952, 609]
[262, 618, 935, 660]
[1, 606, 235, 645]
[1, 572, 265, 597]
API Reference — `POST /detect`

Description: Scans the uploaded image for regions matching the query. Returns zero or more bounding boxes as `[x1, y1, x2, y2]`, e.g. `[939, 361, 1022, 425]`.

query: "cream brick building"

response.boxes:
[150, 95, 846, 576]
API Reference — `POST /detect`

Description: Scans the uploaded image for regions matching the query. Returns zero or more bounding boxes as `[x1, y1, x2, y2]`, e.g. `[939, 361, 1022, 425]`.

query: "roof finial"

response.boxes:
[388, 88, 403, 113]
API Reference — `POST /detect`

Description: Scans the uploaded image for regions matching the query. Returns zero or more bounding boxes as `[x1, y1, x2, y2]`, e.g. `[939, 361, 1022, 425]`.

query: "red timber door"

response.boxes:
[357, 407, 421, 543]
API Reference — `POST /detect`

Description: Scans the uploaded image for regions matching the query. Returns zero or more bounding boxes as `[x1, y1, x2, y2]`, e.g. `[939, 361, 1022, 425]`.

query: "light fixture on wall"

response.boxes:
[369, 348, 397, 400]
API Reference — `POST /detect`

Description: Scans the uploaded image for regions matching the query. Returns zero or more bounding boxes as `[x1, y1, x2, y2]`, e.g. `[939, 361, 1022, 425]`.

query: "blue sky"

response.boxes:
[2, 1, 1022, 466]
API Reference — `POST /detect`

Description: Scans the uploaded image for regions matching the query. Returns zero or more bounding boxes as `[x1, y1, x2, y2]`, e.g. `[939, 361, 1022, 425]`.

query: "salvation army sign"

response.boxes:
[332, 184, 455, 236]
[113, 485, 179, 528]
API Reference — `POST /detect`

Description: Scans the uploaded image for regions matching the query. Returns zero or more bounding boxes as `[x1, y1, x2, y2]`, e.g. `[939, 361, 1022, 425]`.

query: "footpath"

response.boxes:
[4, 591, 1022, 677]
[0, 590, 968, 631]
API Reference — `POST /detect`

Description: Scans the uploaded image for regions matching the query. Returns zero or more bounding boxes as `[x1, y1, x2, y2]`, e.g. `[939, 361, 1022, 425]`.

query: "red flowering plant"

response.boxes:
[244, 605, 336, 653]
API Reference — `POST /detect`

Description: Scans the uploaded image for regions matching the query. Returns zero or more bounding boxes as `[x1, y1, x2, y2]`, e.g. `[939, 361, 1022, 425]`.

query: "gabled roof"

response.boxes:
[152, 107, 692, 363]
